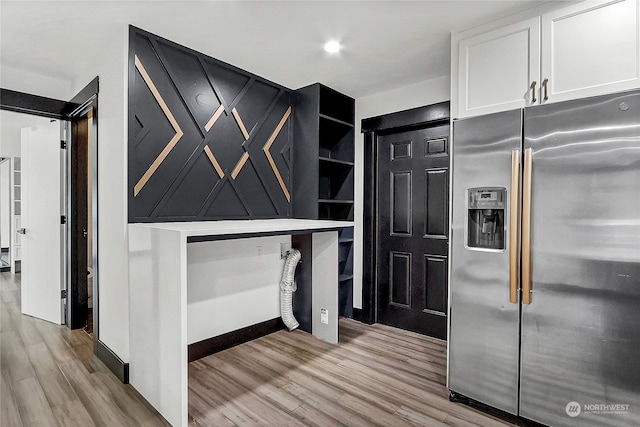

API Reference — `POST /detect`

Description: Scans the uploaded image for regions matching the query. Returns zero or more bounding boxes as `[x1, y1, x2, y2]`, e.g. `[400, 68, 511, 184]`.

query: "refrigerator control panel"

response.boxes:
[468, 189, 505, 209]
[467, 187, 506, 250]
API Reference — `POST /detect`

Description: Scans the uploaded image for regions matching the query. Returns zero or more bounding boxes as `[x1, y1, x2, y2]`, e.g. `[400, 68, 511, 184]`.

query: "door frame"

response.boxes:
[0, 79, 99, 337]
[359, 101, 450, 324]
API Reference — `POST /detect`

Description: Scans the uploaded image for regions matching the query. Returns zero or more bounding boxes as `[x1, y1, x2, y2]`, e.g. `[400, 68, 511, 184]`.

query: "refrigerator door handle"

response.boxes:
[522, 147, 533, 304]
[509, 150, 520, 304]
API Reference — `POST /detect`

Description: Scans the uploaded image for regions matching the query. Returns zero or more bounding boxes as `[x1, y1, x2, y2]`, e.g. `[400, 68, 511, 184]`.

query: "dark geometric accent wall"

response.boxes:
[128, 26, 292, 222]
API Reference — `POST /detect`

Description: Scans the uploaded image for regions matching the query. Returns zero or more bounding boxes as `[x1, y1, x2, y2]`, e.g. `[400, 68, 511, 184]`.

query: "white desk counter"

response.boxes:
[128, 219, 353, 427]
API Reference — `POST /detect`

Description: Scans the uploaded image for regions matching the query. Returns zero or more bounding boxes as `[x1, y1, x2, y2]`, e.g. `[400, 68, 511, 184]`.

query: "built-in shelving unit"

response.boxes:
[293, 83, 354, 220]
[12, 157, 21, 272]
[293, 83, 355, 317]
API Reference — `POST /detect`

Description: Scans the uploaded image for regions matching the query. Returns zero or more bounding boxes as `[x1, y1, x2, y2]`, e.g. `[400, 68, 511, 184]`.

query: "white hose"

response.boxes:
[280, 249, 301, 331]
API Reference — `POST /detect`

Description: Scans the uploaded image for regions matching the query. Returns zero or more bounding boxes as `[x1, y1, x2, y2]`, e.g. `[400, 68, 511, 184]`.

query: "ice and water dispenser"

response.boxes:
[467, 188, 506, 250]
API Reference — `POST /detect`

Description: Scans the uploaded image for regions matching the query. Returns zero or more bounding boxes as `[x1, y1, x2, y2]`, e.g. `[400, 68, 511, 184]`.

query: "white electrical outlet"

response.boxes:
[280, 242, 292, 259]
[320, 308, 328, 324]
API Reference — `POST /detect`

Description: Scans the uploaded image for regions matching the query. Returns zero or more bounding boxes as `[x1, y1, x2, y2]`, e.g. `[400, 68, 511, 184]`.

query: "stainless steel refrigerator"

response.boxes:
[449, 90, 640, 427]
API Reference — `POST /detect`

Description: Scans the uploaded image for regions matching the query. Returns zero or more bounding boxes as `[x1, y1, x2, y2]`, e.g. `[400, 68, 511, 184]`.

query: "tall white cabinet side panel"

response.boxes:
[129, 226, 187, 427]
[457, 17, 540, 118]
[311, 231, 339, 344]
[541, 0, 640, 103]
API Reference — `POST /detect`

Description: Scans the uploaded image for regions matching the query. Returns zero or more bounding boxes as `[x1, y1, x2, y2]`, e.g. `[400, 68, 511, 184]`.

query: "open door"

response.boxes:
[20, 120, 65, 324]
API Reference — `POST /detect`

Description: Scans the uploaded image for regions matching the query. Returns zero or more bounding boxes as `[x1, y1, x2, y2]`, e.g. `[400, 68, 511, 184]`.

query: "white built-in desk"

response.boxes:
[128, 219, 353, 427]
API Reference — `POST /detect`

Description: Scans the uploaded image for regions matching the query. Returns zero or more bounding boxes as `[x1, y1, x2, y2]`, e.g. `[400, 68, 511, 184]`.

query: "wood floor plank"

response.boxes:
[1, 330, 36, 383]
[51, 399, 97, 427]
[13, 376, 60, 427]
[290, 403, 344, 427]
[25, 342, 79, 408]
[395, 405, 450, 427]
[58, 359, 131, 427]
[190, 360, 306, 427]
[1, 370, 23, 427]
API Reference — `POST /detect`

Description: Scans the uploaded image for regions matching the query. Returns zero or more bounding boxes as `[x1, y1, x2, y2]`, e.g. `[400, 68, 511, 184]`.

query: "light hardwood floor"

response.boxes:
[0, 272, 170, 427]
[2, 271, 517, 427]
[188, 321, 518, 426]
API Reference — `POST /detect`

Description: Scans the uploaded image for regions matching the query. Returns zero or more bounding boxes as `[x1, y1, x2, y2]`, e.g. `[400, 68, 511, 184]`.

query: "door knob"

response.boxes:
[17, 228, 26, 235]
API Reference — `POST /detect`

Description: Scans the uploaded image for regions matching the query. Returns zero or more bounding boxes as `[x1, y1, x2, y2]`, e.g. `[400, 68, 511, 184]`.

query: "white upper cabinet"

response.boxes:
[458, 17, 540, 118]
[541, 0, 640, 104]
[454, 0, 640, 118]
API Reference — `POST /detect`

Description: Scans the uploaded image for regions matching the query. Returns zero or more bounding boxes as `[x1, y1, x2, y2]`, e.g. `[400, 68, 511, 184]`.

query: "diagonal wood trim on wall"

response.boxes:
[133, 55, 184, 197]
[128, 26, 292, 222]
[263, 106, 292, 202]
[231, 107, 250, 140]
[204, 104, 225, 132]
[231, 152, 250, 180]
[203, 145, 225, 179]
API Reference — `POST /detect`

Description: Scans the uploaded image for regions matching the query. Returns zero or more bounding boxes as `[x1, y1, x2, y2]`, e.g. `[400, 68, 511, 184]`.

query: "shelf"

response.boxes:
[319, 156, 354, 166]
[339, 237, 354, 243]
[319, 113, 353, 128]
[338, 274, 353, 282]
[319, 86, 354, 124]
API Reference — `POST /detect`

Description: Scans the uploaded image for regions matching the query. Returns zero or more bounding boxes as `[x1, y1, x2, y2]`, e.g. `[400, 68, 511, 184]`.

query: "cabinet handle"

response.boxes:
[530, 81, 537, 104]
[542, 78, 549, 101]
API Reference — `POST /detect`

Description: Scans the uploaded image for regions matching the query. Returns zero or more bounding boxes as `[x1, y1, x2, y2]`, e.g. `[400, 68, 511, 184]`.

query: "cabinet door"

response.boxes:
[541, 0, 640, 104]
[458, 17, 540, 118]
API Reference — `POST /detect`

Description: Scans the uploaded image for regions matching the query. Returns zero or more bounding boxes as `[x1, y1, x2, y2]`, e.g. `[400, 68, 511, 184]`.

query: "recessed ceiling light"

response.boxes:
[324, 41, 341, 54]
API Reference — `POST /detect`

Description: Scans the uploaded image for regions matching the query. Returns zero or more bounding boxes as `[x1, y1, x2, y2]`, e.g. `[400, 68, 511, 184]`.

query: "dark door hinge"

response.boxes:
[61, 140, 67, 149]
[61, 289, 67, 299]
[61, 215, 66, 224]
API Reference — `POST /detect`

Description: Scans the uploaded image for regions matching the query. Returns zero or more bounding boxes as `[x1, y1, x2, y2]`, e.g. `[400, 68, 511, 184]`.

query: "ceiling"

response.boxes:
[1, 1, 547, 99]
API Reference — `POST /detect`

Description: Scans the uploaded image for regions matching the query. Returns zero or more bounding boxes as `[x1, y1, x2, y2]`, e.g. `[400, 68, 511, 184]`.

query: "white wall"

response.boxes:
[187, 236, 291, 344]
[0, 160, 10, 248]
[352, 76, 451, 309]
[1, 65, 73, 100]
[0, 126, 21, 159]
[1, 27, 131, 362]
[68, 25, 130, 361]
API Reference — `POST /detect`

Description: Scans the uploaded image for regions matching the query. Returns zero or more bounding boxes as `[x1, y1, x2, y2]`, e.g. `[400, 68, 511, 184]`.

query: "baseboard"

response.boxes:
[188, 318, 285, 363]
[352, 308, 374, 324]
[96, 339, 129, 384]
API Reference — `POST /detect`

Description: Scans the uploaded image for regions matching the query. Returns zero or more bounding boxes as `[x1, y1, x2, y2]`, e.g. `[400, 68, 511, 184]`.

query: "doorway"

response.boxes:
[0, 81, 99, 337]
[68, 107, 95, 332]
[361, 102, 450, 340]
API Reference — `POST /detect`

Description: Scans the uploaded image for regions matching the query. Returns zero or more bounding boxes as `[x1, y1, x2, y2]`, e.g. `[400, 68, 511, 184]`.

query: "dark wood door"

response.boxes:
[376, 125, 449, 339]
[69, 115, 89, 329]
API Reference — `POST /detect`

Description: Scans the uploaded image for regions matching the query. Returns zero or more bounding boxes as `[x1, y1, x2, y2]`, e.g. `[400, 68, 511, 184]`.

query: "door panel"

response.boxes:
[541, 0, 640, 104]
[391, 171, 412, 235]
[520, 91, 640, 426]
[69, 116, 89, 329]
[376, 125, 449, 339]
[21, 121, 64, 324]
[457, 17, 540, 118]
[449, 110, 522, 414]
